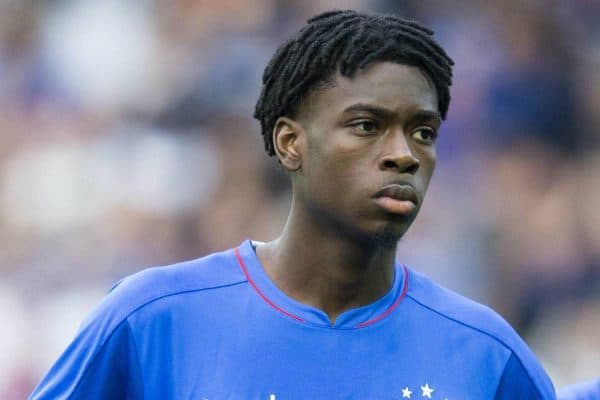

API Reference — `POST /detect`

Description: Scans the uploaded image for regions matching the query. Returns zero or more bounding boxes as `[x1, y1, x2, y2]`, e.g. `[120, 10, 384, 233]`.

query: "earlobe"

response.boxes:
[273, 117, 303, 171]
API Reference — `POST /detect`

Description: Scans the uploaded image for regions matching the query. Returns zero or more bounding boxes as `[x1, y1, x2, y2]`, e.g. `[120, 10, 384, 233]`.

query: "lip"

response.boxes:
[373, 184, 419, 204]
[372, 184, 419, 214]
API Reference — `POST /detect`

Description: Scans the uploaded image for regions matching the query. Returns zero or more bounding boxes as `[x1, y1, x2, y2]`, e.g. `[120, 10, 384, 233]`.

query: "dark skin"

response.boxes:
[256, 62, 440, 324]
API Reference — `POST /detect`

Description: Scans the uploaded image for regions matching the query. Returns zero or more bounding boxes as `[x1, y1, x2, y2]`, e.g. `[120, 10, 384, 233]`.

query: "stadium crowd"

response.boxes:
[0, 0, 598, 397]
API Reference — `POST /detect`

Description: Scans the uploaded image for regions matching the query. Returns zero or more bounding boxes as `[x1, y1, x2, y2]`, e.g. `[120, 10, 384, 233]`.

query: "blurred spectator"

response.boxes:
[558, 378, 600, 400]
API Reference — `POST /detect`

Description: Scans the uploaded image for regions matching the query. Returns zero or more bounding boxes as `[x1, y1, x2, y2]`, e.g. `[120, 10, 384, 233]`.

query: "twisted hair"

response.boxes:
[254, 10, 454, 156]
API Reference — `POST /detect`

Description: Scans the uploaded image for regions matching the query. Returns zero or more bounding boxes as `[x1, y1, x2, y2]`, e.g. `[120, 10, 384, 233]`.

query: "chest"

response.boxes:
[130, 311, 506, 400]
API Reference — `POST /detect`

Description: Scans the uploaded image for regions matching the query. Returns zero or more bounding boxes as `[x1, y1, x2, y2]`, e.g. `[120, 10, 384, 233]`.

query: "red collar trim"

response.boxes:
[354, 264, 409, 328]
[235, 247, 305, 323]
[234, 246, 409, 328]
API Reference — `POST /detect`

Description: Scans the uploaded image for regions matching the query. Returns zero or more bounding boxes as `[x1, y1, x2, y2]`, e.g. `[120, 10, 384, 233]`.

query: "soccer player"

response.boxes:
[29, 10, 556, 399]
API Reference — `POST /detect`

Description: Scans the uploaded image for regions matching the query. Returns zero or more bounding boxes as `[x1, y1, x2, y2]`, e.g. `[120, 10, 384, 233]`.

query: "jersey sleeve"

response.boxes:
[27, 318, 143, 400]
[494, 352, 556, 400]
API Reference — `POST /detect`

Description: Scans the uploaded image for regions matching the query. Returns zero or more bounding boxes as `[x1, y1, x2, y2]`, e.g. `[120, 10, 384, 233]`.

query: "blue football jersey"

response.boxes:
[29, 240, 555, 399]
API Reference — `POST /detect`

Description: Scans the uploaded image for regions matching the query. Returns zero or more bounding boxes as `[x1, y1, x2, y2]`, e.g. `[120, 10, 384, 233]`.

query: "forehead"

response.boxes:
[300, 62, 438, 120]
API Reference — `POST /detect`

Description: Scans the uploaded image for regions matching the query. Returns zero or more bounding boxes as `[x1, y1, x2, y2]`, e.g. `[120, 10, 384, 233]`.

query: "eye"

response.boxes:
[349, 120, 379, 135]
[411, 126, 438, 145]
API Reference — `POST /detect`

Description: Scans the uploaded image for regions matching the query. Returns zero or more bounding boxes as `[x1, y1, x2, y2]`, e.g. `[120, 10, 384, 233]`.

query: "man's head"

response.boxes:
[254, 10, 454, 247]
[254, 9, 453, 157]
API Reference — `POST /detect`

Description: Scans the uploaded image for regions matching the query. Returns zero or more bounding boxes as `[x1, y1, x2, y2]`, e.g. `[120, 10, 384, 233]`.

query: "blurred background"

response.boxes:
[0, 0, 598, 397]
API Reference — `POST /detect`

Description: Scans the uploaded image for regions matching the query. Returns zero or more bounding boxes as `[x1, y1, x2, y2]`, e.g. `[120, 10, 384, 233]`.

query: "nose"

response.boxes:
[379, 132, 420, 174]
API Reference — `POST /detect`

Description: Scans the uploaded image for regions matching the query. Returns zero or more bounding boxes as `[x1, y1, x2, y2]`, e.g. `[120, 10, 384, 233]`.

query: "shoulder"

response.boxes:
[28, 246, 248, 399]
[406, 268, 520, 347]
[405, 268, 555, 399]
[86, 246, 247, 331]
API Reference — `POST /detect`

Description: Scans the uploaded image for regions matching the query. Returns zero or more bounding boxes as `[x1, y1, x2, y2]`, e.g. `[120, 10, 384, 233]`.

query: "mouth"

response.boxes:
[372, 184, 419, 215]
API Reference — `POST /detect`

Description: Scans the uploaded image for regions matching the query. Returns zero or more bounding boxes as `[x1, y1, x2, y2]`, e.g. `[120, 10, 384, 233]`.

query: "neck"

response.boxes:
[256, 197, 398, 324]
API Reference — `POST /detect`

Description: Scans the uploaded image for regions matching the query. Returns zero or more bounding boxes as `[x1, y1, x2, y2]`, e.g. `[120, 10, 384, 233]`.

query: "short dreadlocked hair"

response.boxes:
[254, 10, 454, 156]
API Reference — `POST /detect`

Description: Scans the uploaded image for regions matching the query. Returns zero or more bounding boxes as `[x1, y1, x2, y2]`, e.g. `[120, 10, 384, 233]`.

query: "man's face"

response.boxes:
[293, 62, 440, 246]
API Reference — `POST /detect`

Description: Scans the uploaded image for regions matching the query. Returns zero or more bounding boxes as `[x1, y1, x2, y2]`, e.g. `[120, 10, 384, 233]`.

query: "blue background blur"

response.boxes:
[0, 0, 598, 397]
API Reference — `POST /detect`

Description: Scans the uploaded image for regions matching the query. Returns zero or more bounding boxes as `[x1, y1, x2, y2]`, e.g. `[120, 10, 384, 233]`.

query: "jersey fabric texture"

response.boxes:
[29, 240, 555, 400]
[558, 379, 600, 400]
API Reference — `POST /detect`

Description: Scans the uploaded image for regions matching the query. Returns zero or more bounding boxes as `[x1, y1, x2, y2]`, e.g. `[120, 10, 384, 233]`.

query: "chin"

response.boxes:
[353, 221, 408, 250]
[372, 225, 405, 249]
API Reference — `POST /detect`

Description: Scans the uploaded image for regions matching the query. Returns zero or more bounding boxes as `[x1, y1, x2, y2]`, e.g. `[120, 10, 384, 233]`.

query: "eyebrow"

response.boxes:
[342, 103, 442, 125]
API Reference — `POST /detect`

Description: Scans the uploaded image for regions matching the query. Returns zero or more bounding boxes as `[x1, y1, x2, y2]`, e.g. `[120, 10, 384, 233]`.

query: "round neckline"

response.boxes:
[234, 239, 409, 329]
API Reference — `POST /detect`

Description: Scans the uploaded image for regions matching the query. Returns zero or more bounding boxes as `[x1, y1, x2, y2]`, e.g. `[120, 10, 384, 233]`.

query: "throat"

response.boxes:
[255, 234, 397, 324]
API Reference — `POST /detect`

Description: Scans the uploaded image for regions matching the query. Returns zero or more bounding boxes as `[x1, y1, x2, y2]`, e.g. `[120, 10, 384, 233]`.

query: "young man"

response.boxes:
[29, 10, 556, 399]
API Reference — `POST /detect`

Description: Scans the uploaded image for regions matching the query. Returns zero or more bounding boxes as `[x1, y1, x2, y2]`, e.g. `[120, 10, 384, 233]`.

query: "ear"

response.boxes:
[272, 117, 304, 171]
